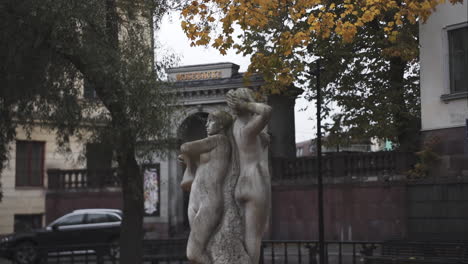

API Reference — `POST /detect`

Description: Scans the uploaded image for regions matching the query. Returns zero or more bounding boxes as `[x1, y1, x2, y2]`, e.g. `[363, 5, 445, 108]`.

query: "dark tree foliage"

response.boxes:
[299, 10, 421, 151]
[180, 0, 426, 150]
[1, 0, 176, 262]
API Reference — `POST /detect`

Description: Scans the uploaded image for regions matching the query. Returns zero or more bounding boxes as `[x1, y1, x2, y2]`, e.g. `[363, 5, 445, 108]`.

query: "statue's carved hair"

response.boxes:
[210, 110, 233, 129]
[227, 88, 255, 103]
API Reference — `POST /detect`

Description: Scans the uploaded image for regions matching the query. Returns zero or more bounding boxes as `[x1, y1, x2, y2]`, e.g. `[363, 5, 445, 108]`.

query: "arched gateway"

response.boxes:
[143, 62, 297, 238]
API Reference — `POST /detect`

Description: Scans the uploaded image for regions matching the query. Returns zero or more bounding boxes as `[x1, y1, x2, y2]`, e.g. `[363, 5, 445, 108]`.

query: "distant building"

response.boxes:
[295, 137, 383, 157]
[419, 1, 468, 176]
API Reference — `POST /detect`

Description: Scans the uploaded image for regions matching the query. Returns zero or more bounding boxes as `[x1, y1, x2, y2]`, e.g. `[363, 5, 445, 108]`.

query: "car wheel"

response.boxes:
[108, 238, 120, 260]
[14, 241, 38, 264]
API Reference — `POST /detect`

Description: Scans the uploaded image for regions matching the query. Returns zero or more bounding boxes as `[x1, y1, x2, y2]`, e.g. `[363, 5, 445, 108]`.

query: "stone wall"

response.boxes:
[270, 183, 407, 241]
[421, 127, 468, 177]
[407, 182, 468, 241]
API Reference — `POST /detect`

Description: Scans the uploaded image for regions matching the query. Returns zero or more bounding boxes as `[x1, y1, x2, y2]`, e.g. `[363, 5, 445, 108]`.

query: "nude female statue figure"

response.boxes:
[178, 110, 233, 264]
[226, 88, 272, 264]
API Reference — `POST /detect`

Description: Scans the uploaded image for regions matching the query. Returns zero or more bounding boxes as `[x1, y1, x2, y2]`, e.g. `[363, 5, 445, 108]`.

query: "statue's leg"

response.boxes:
[187, 232, 209, 264]
[187, 200, 222, 264]
[244, 200, 268, 264]
[240, 163, 270, 264]
[187, 205, 206, 263]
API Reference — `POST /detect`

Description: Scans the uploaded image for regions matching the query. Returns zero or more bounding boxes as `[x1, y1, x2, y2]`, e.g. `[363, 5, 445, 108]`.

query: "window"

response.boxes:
[448, 26, 468, 93]
[14, 214, 42, 232]
[86, 213, 109, 224]
[296, 147, 303, 157]
[308, 144, 315, 154]
[83, 79, 97, 99]
[15, 141, 45, 187]
[107, 214, 121, 222]
[55, 214, 85, 227]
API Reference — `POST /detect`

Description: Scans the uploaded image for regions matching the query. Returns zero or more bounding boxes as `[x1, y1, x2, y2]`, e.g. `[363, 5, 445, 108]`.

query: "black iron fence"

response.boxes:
[366, 240, 468, 264]
[260, 240, 383, 264]
[2, 240, 383, 264]
[2, 241, 187, 264]
[4, 239, 467, 264]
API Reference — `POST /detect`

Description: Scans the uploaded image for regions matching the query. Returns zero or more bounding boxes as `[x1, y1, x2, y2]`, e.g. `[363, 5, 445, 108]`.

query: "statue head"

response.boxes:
[228, 88, 255, 102]
[227, 88, 255, 115]
[206, 110, 233, 135]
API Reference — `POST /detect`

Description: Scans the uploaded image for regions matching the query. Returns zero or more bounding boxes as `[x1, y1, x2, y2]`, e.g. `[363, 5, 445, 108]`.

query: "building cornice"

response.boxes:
[166, 62, 240, 74]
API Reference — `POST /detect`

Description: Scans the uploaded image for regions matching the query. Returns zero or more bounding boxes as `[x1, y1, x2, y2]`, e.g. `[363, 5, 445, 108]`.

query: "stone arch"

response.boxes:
[176, 111, 210, 230]
[177, 112, 209, 144]
[174, 105, 229, 136]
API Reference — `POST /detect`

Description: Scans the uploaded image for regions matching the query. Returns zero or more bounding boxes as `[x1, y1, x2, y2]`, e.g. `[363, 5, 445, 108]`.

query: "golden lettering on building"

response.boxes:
[176, 71, 222, 81]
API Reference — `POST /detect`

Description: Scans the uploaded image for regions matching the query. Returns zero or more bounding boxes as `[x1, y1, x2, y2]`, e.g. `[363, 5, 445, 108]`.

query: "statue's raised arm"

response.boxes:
[226, 91, 271, 139]
[179, 137, 218, 191]
[227, 88, 272, 264]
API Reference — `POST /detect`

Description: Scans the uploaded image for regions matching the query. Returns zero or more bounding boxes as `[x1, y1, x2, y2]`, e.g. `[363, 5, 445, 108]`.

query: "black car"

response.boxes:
[0, 209, 122, 264]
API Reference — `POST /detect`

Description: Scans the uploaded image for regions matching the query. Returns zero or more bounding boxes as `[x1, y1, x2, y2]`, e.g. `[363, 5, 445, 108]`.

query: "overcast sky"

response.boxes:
[156, 13, 316, 143]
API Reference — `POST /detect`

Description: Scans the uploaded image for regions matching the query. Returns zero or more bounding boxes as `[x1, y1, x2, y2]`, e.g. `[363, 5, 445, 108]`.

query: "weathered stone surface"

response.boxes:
[208, 142, 251, 263]
[180, 88, 272, 264]
[227, 88, 272, 264]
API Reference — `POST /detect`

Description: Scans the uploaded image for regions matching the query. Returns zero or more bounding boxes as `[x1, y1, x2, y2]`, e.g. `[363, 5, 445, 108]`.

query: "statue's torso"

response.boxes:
[232, 120, 270, 203]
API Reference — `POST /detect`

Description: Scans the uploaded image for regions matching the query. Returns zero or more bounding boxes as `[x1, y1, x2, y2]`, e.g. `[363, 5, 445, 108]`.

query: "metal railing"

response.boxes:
[2, 240, 383, 264]
[2, 242, 187, 264]
[4, 240, 467, 264]
[366, 240, 468, 264]
[260, 240, 383, 264]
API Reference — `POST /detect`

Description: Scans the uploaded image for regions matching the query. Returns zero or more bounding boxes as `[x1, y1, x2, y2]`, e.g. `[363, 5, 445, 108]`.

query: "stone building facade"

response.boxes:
[419, 1, 468, 176]
[0, 128, 86, 234]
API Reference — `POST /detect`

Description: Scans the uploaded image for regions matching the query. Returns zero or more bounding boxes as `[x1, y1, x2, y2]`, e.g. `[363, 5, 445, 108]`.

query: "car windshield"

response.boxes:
[51, 213, 84, 227]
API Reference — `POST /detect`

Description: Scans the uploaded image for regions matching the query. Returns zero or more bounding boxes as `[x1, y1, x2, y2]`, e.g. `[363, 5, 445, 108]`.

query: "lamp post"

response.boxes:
[311, 59, 325, 264]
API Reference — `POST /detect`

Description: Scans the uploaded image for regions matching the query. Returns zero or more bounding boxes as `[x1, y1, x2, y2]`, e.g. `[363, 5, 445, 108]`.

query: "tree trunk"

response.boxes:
[110, 124, 143, 264]
[389, 57, 419, 151]
[100, 3, 145, 261]
[116, 131, 144, 264]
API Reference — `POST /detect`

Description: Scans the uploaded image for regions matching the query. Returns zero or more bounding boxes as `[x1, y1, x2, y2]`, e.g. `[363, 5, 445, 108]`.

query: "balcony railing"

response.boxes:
[47, 152, 417, 190]
[48, 169, 120, 190]
[272, 152, 417, 183]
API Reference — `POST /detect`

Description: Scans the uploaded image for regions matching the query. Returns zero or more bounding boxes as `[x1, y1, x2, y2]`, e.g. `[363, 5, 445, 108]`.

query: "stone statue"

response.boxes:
[226, 88, 272, 264]
[179, 88, 271, 264]
[178, 110, 233, 264]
